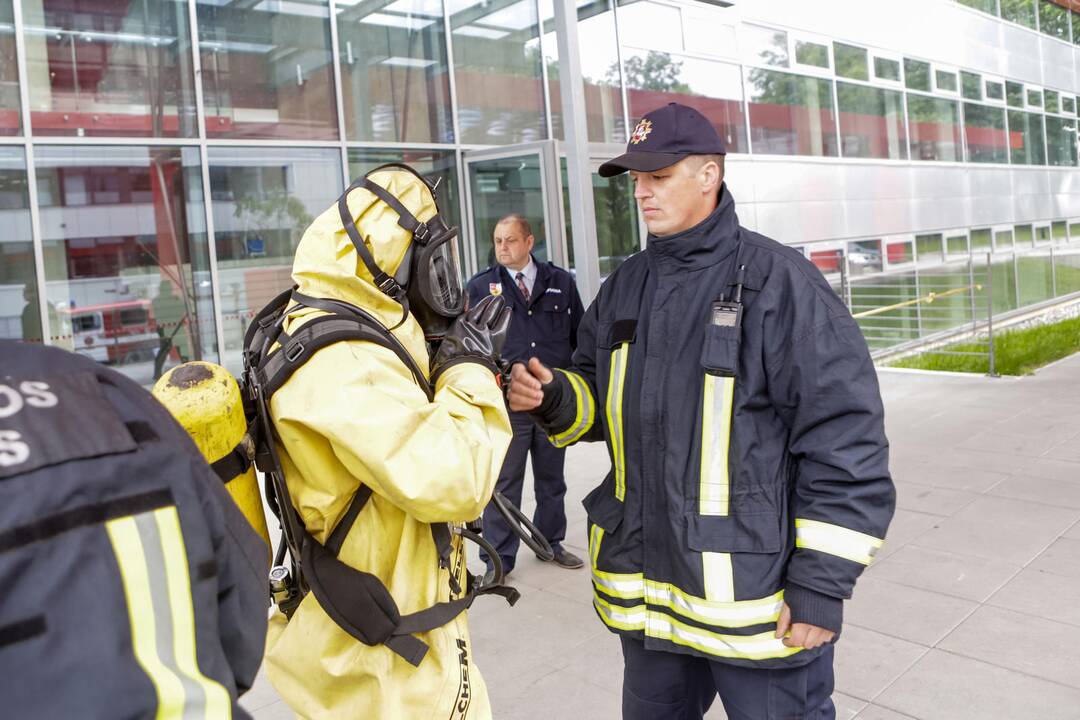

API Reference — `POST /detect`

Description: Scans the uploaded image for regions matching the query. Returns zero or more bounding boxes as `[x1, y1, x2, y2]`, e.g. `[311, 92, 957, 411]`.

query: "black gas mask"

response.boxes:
[337, 163, 465, 340]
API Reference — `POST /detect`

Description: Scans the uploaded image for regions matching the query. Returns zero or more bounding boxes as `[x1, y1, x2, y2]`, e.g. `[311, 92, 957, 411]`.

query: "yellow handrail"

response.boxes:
[852, 284, 982, 319]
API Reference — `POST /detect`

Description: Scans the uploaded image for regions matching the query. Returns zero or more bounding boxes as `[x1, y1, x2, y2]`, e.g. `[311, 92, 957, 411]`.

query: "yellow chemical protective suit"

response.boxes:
[263, 169, 511, 719]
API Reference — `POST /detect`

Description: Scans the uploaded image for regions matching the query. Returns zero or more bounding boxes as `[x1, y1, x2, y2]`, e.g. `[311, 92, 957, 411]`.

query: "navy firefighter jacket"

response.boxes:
[467, 256, 584, 371]
[532, 185, 895, 669]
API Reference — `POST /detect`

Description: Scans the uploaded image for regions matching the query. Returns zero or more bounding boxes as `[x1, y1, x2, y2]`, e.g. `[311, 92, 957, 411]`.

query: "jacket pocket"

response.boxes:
[599, 320, 635, 503]
[685, 511, 781, 555]
[701, 323, 740, 378]
[583, 479, 625, 534]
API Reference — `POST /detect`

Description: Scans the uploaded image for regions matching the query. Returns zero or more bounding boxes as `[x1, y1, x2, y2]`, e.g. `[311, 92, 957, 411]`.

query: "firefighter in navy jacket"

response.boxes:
[467, 214, 586, 579]
[508, 104, 895, 718]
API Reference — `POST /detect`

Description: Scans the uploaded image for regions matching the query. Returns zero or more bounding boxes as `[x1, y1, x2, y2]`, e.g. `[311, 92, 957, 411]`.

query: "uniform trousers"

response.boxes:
[621, 636, 835, 720]
[480, 410, 567, 574]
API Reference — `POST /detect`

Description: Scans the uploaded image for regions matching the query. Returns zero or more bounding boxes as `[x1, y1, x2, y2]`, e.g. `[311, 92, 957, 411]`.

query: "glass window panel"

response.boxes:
[468, 153, 549, 267]
[904, 58, 931, 92]
[1015, 224, 1033, 246]
[874, 57, 901, 82]
[1053, 220, 1068, 242]
[833, 42, 868, 80]
[916, 233, 943, 265]
[1064, 96, 1076, 114]
[746, 69, 837, 157]
[946, 234, 968, 255]
[836, 82, 906, 160]
[907, 95, 962, 162]
[957, 0, 998, 12]
[1071, 221, 1080, 239]
[1045, 116, 1078, 166]
[1035, 225, 1051, 244]
[0, 0, 19, 135]
[452, 0, 546, 144]
[986, 80, 1005, 101]
[1006, 81, 1025, 108]
[1007, 110, 1047, 165]
[336, 0, 453, 143]
[794, 40, 829, 69]
[623, 51, 748, 154]
[614, 0, 679, 50]
[961, 71, 982, 100]
[886, 240, 913, 264]
[1001, 0, 1037, 28]
[1038, 0, 1070, 40]
[995, 229, 1013, 249]
[22, 0, 197, 138]
[347, 148, 459, 229]
[208, 147, 342, 374]
[544, 0, 626, 144]
[741, 24, 788, 68]
[1045, 89, 1060, 113]
[199, 0, 338, 140]
[971, 228, 992, 251]
[0, 148, 38, 341]
[562, 161, 640, 280]
[36, 146, 216, 383]
[846, 239, 882, 276]
[1027, 89, 1042, 107]
[963, 102, 1008, 163]
[1074, 10, 1080, 44]
[935, 70, 958, 93]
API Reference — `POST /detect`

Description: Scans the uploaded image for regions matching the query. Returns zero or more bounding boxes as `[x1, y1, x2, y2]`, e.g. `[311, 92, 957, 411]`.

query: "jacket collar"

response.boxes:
[645, 184, 740, 274]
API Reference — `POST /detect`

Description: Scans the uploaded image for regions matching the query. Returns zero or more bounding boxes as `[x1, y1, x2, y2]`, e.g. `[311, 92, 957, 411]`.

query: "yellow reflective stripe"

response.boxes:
[592, 598, 801, 660]
[699, 374, 734, 516]
[702, 552, 734, 603]
[606, 343, 630, 501]
[155, 510, 232, 719]
[795, 518, 884, 566]
[107, 508, 231, 720]
[550, 370, 595, 448]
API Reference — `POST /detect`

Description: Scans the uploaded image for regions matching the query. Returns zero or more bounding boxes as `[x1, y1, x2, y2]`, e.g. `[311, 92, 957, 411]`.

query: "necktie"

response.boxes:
[516, 272, 530, 302]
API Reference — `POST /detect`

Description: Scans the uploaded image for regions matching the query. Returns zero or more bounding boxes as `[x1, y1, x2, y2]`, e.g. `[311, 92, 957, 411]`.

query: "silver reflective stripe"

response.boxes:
[699, 374, 734, 516]
[795, 518, 884, 566]
[701, 552, 734, 603]
[645, 613, 802, 661]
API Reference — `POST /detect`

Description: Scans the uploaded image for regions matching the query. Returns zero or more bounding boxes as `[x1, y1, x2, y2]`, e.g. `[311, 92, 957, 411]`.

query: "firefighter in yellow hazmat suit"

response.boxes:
[261, 165, 512, 718]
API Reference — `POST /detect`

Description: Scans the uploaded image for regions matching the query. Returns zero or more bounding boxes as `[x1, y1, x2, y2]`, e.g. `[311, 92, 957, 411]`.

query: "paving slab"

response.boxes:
[891, 480, 979, 517]
[873, 509, 941, 561]
[987, 566, 1080, 627]
[844, 576, 977, 646]
[989, 472, 1080, 508]
[832, 626, 926, 702]
[866, 544, 1020, 602]
[1027, 537, 1080, 578]
[855, 706, 918, 720]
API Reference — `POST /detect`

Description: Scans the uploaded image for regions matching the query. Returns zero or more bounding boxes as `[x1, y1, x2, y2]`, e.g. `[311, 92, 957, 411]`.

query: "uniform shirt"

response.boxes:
[467, 255, 585, 371]
[511, 258, 537, 298]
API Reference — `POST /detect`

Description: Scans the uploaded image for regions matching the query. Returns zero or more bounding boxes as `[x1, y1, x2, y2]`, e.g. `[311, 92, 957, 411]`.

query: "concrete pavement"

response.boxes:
[245, 351, 1080, 719]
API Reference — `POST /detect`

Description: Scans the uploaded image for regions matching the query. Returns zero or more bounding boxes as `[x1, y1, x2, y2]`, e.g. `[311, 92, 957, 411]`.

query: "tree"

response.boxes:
[606, 51, 690, 93]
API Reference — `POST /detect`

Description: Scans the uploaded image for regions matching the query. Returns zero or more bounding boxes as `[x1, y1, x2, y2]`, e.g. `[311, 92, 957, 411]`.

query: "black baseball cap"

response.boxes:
[598, 102, 727, 178]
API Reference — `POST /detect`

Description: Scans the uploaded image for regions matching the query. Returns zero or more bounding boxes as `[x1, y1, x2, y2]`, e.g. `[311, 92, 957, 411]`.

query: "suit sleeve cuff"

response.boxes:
[785, 583, 843, 634]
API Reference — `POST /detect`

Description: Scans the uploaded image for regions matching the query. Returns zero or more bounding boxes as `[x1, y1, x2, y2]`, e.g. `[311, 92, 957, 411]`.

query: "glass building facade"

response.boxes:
[4, 0, 1080, 378]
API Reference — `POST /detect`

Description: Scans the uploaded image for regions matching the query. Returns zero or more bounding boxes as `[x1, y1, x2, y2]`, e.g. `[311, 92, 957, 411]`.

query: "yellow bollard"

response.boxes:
[153, 362, 272, 558]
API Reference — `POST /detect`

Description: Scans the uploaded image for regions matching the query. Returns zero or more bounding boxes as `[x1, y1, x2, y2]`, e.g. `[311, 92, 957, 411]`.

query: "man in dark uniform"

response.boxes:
[508, 104, 895, 718]
[467, 214, 586, 582]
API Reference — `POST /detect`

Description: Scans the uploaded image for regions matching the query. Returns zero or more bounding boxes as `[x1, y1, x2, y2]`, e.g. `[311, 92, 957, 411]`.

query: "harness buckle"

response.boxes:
[284, 340, 305, 362]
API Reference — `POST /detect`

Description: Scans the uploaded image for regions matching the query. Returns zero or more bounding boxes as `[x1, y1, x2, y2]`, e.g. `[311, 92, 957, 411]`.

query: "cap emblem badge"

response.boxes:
[630, 118, 653, 145]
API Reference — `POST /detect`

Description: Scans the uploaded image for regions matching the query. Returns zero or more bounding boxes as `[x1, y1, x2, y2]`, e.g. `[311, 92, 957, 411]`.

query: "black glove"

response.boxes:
[430, 295, 512, 384]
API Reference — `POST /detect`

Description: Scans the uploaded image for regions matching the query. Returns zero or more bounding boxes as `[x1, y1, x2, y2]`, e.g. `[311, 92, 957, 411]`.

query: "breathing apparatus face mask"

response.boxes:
[337, 164, 465, 340]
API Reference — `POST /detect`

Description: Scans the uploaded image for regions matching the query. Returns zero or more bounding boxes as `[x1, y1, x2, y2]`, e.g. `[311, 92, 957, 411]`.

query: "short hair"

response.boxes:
[496, 213, 532, 237]
[689, 154, 725, 180]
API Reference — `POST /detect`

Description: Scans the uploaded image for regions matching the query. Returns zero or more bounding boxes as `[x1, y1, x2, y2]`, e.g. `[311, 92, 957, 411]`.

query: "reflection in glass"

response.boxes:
[957, 0, 998, 12]
[1027, 89, 1042, 107]
[995, 229, 1013, 250]
[1015, 224, 1033, 246]
[963, 103, 1008, 163]
[209, 147, 342, 373]
[946, 234, 968, 256]
[794, 41, 828, 69]
[1007, 110, 1046, 165]
[467, 154, 549, 269]
[846, 239, 882, 276]
[36, 146, 216, 384]
[935, 70, 957, 93]
[874, 57, 900, 82]
[562, 163, 640, 280]
[347, 148, 459, 229]
[741, 24, 788, 67]
[833, 43, 867, 80]
[1045, 116, 1078, 166]
[907, 95, 961, 161]
[1038, 0, 1070, 41]
[1074, 10, 1080, 45]
[0, 0, 19, 135]
[1006, 81, 1024, 107]
[886, 240, 913, 264]
[836, 83, 906, 160]
[0, 148, 38, 341]
[1044, 90, 1060, 113]
[22, 0, 197, 137]
[747, 69, 837, 157]
[961, 71, 982, 100]
[1067, 97, 1078, 114]
[1053, 221, 1067, 243]
[971, 228, 992, 251]
[336, 0, 453, 143]
[198, 0, 338, 140]
[1001, 0, 1037, 29]
[904, 59, 930, 92]
[543, 0, 625, 143]
[986, 81, 1004, 101]
[915, 233, 943, 265]
[623, 51, 748, 154]
[451, 0, 546, 144]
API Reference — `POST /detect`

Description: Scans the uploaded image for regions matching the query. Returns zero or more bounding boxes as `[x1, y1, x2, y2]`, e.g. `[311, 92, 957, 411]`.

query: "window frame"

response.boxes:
[871, 51, 904, 88]
[983, 75, 1007, 106]
[789, 31, 835, 78]
[932, 63, 962, 97]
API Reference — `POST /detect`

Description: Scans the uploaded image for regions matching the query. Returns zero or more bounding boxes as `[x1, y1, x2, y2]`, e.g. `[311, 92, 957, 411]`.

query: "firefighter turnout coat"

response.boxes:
[534, 186, 895, 668]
